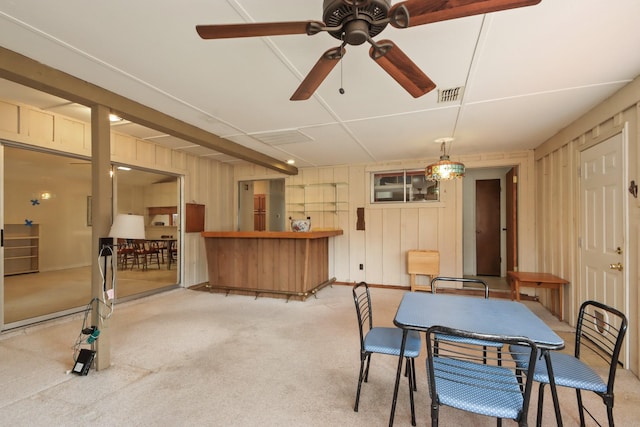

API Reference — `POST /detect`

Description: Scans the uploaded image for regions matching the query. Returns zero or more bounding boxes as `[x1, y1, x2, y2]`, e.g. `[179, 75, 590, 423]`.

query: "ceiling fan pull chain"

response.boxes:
[339, 41, 346, 95]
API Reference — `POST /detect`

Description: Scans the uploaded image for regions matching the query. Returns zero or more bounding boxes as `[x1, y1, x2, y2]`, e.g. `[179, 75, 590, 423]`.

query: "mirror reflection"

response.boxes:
[237, 179, 285, 231]
[3, 146, 179, 327]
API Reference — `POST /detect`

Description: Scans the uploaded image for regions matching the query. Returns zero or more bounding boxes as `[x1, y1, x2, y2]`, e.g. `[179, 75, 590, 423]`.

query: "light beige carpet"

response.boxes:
[0, 285, 638, 426]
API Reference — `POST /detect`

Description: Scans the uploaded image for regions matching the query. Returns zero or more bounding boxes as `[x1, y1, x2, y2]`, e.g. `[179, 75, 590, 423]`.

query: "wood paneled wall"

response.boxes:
[535, 76, 640, 375]
[236, 151, 536, 289]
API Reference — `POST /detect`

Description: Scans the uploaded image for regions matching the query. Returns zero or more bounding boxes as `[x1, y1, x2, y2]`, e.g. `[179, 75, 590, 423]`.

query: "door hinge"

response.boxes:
[512, 175, 518, 184]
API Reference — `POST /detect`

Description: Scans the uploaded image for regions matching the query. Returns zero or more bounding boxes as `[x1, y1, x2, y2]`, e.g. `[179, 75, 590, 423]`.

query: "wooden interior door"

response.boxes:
[476, 179, 501, 276]
[253, 194, 266, 231]
[506, 168, 518, 272]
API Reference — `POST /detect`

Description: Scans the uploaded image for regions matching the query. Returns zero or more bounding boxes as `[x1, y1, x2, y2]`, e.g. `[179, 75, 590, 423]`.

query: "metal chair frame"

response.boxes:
[431, 276, 490, 298]
[352, 282, 421, 425]
[513, 300, 628, 427]
[431, 277, 502, 365]
[426, 325, 538, 427]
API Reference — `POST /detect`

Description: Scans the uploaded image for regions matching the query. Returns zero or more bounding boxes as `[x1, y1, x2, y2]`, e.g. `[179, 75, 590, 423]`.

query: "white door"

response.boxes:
[580, 131, 628, 364]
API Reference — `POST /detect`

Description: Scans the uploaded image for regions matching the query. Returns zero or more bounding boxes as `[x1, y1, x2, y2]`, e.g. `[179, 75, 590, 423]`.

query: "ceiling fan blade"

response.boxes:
[389, 0, 541, 28]
[290, 47, 346, 101]
[196, 21, 325, 39]
[369, 40, 435, 98]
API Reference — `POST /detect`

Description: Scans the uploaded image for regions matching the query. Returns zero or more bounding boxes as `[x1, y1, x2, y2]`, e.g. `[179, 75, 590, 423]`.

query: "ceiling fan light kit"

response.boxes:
[196, 0, 543, 100]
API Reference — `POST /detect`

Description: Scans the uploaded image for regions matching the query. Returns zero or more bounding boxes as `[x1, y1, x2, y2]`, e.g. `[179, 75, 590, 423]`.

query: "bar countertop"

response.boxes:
[201, 229, 343, 239]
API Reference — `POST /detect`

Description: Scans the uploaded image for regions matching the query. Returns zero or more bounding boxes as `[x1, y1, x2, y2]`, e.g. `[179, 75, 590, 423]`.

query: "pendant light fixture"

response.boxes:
[425, 137, 465, 181]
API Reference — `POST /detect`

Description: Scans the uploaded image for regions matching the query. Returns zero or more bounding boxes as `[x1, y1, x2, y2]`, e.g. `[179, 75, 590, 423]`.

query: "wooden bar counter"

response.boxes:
[201, 230, 343, 301]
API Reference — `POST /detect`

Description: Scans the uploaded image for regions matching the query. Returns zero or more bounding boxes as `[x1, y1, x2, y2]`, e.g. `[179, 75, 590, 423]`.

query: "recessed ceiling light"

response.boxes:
[109, 114, 123, 122]
[286, 159, 295, 165]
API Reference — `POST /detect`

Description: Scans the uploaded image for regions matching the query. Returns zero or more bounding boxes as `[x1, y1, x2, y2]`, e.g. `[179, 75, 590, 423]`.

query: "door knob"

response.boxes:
[609, 263, 623, 271]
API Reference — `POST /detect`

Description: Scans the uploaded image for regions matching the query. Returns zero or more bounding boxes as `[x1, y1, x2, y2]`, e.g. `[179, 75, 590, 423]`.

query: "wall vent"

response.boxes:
[438, 86, 464, 103]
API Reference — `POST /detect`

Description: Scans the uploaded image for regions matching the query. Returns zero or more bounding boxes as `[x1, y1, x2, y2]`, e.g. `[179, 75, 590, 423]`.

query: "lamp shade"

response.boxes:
[108, 214, 145, 240]
[425, 139, 465, 181]
[425, 157, 466, 181]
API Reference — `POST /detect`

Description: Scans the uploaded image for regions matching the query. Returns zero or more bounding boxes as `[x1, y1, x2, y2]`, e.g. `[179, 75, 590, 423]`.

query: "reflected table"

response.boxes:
[389, 292, 565, 426]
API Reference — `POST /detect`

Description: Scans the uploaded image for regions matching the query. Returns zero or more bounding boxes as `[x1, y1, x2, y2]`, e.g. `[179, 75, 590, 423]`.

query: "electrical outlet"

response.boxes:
[359, 264, 363, 270]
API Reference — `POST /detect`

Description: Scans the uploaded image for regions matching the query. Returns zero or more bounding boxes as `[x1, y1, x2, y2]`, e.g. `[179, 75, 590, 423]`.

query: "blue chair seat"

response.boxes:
[431, 357, 524, 420]
[365, 328, 421, 357]
[511, 345, 607, 393]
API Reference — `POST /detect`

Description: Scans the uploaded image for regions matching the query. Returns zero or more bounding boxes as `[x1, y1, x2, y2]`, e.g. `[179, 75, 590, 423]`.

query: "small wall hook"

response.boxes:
[629, 180, 638, 198]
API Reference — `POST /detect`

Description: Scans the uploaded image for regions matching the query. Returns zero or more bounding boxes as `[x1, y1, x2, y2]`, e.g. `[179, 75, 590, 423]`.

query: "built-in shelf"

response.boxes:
[286, 182, 348, 215]
[4, 223, 39, 276]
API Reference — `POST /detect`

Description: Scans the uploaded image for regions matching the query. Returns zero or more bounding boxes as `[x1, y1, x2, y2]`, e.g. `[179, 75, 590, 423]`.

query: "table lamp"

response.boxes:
[108, 213, 146, 241]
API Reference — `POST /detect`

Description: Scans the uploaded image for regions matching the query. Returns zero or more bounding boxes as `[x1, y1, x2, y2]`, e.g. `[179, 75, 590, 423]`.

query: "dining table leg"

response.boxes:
[389, 329, 408, 427]
[543, 350, 563, 426]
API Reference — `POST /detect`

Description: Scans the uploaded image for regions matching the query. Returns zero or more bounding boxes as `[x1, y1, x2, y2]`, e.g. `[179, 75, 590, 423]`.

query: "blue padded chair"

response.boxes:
[512, 300, 628, 427]
[431, 277, 503, 365]
[425, 325, 538, 427]
[352, 282, 421, 425]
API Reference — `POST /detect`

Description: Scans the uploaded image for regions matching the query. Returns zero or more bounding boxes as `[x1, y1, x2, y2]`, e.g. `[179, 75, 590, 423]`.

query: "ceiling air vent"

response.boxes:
[251, 129, 314, 146]
[438, 86, 464, 103]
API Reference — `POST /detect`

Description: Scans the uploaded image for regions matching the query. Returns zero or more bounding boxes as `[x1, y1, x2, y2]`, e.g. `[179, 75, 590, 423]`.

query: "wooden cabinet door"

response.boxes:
[185, 203, 205, 232]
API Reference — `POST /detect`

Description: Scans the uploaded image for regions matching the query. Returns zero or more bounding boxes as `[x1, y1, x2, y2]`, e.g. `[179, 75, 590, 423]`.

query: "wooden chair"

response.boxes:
[407, 250, 439, 292]
[156, 240, 167, 264]
[143, 240, 161, 269]
[168, 240, 178, 269]
[116, 239, 136, 270]
[132, 240, 148, 270]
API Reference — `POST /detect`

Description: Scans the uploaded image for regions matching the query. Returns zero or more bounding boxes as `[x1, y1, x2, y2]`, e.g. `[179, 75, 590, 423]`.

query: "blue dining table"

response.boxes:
[389, 292, 565, 426]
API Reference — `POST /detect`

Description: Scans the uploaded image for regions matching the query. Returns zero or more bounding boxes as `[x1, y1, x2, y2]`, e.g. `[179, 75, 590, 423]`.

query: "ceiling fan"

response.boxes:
[196, 0, 541, 100]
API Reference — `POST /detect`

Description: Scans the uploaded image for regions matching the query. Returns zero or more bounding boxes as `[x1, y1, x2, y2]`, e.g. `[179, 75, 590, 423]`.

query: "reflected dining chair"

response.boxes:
[116, 239, 136, 270]
[425, 325, 538, 427]
[431, 277, 503, 365]
[132, 240, 148, 270]
[143, 240, 161, 269]
[352, 282, 421, 424]
[511, 300, 628, 427]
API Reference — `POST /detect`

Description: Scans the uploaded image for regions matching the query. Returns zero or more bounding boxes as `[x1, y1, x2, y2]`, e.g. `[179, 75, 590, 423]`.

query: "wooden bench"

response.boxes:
[507, 271, 569, 321]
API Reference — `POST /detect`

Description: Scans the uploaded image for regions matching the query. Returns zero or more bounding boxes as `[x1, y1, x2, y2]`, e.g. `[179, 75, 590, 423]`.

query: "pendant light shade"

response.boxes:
[425, 139, 465, 181]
